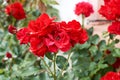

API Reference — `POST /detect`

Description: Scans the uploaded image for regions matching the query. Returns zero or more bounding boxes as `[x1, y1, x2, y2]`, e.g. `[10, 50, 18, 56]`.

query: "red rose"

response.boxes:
[17, 28, 30, 44]
[79, 29, 88, 44]
[108, 21, 120, 35]
[61, 20, 82, 44]
[99, 0, 120, 20]
[100, 72, 120, 80]
[30, 37, 48, 57]
[104, 0, 111, 4]
[53, 30, 71, 52]
[6, 52, 12, 58]
[99, 5, 118, 20]
[8, 25, 17, 34]
[28, 13, 53, 37]
[61, 20, 88, 46]
[74, 1, 94, 17]
[67, 20, 82, 42]
[45, 35, 58, 53]
[5, 2, 26, 20]
[45, 23, 71, 52]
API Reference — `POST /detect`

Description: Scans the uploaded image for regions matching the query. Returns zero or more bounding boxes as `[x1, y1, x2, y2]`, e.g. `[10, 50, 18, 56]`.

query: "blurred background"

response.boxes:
[54, 0, 105, 23]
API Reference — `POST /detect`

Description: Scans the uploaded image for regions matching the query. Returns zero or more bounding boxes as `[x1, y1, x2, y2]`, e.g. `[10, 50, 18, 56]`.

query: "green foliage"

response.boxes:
[56, 55, 69, 70]
[0, 0, 120, 80]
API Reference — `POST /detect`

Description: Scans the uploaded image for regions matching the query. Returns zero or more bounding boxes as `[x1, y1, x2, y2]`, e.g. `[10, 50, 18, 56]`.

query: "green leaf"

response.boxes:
[105, 54, 116, 65]
[93, 74, 101, 80]
[109, 34, 115, 40]
[90, 34, 100, 45]
[0, 69, 4, 74]
[32, 10, 40, 17]
[42, 0, 59, 5]
[72, 57, 91, 72]
[81, 77, 91, 80]
[98, 40, 106, 51]
[49, 0, 59, 5]
[45, 52, 53, 60]
[94, 51, 102, 61]
[89, 46, 98, 56]
[0, 75, 9, 80]
[89, 62, 96, 71]
[87, 27, 94, 36]
[21, 67, 42, 77]
[112, 48, 120, 57]
[79, 42, 91, 49]
[56, 56, 69, 70]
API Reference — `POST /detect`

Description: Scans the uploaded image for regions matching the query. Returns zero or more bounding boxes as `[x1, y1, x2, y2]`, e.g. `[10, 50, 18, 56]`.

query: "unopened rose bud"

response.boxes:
[6, 52, 12, 58]
[8, 25, 17, 34]
[105, 49, 111, 54]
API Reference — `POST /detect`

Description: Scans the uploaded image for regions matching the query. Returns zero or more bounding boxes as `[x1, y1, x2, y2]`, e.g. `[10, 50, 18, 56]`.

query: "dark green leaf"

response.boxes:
[109, 34, 115, 40]
[56, 56, 69, 70]
[105, 54, 116, 65]
[98, 40, 106, 51]
[87, 27, 93, 36]
[45, 52, 53, 60]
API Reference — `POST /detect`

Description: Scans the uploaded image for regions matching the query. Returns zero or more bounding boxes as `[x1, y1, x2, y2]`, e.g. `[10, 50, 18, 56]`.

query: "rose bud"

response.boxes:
[105, 49, 111, 54]
[8, 25, 17, 34]
[6, 52, 12, 58]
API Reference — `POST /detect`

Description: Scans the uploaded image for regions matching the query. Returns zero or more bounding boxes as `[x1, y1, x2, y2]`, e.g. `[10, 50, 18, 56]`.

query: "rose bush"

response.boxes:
[0, 0, 120, 80]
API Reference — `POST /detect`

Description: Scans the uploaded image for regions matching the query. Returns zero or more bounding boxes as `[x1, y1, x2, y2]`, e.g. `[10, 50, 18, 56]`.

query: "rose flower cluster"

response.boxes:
[16, 13, 88, 57]
[6, 2, 88, 57]
[99, 0, 120, 35]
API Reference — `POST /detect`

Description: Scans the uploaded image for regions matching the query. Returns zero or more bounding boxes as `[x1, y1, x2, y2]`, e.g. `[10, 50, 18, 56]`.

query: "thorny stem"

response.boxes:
[40, 57, 54, 77]
[58, 51, 72, 79]
[82, 14, 85, 28]
[53, 53, 57, 80]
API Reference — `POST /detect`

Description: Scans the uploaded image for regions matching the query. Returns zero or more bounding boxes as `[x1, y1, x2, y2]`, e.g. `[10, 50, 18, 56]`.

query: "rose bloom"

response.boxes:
[29, 37, 48, 57]
[28, 13, 53, 37]
[45, 22, 71, 52]
[104, 0, 111, 4]
[60, 20, 88, 46]
[17, 28, 30, 44]
[16, 13, 88, 57]
[100, 71, 120, 80]
[5, 2, 26, 20]
[108, 21, 120, 35]
[8, 25, 17, 34]
[99, 0, 120, 20]
[79, 29, 88, 44]
[99, 5, 118, 20]
[74, 1, 94, 17]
